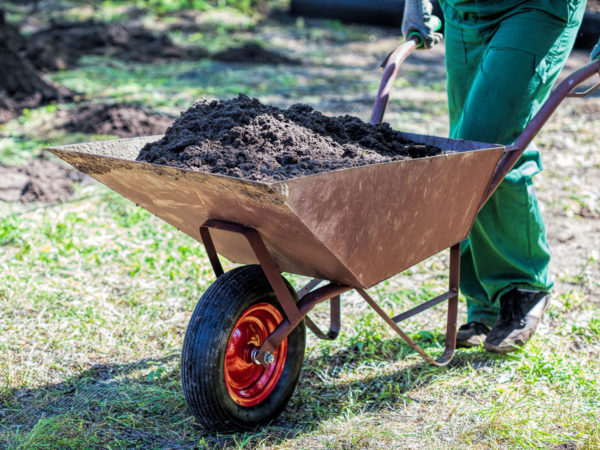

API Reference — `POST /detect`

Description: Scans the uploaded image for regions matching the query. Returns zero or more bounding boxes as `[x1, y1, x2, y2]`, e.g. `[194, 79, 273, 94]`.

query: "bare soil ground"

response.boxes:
[27, 19, 208, 66]
[0, 155, 84, 203]
[212, 42, 301, 65]
[0, 10, 74, 123]
[60, 103, 174, 138]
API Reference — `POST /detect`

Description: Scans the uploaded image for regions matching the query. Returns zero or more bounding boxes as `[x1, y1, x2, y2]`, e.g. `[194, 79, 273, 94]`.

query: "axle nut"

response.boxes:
[263, 352, 275, 365]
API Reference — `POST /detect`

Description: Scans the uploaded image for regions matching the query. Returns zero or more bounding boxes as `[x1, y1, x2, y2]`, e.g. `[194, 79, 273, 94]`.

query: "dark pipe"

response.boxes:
[576, 11, 600, 50]
[291, 0, 405, 28]
[290, 0, 445, 30]
[291, 0, 596, 50]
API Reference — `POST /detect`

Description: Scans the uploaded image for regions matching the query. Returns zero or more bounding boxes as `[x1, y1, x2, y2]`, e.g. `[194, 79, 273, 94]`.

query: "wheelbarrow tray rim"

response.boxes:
[46, 133, 505, 288]
[46, 133, 504, 187]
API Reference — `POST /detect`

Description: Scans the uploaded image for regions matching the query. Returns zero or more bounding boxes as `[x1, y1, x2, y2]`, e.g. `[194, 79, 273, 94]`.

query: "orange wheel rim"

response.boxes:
[224, 302, 287, 407]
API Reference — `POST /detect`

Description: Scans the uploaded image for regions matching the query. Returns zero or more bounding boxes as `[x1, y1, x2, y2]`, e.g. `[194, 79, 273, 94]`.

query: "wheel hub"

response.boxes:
[224, 302, 287, 407]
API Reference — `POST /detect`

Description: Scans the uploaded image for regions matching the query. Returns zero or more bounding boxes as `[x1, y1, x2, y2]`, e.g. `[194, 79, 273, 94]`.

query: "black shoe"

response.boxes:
[456, 321, 491, 348]
[484, 288, 550, 354]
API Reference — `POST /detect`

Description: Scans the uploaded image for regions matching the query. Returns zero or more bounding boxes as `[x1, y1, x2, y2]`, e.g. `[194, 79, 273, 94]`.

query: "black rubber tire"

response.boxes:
[181, 265, 306, 431]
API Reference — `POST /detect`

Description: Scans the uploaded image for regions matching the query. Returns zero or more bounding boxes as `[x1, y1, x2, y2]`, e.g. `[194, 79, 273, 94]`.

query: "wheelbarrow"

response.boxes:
[47, 38, 600, 430]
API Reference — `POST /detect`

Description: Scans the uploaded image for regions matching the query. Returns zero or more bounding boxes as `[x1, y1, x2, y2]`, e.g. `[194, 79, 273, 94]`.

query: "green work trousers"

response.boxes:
[438, 0, 586, 326]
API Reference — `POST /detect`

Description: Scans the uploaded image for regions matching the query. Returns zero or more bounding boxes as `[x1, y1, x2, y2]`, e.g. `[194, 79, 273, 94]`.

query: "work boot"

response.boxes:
[484, 288, 550, 354]
[456, 321, 490, 348]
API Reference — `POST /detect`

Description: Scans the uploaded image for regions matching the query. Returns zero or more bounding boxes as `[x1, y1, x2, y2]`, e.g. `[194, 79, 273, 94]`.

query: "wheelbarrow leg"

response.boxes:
[304, 295, 341, 340]
[357, 243, 460, 367]
[200, 219, 460, 366]
[199, 226, 224, 278]
[199, 220, 302, 326]
[445, 243, 460, 356]
[297, 279, 341, 340]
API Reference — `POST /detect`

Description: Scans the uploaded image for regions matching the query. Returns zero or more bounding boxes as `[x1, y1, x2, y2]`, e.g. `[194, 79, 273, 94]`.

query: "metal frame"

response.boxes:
[371, 42, 600, 210]
[197, 52, 600, 370]
[370, 36, 419, 125]
[200, 219, 460, 367]
[481, 60, 600, 204]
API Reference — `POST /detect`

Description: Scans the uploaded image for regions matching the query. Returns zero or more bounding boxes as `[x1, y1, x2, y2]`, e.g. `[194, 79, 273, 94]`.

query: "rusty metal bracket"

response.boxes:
[200, 220, 302, 325]
[566, 75, 600, 98]
[258, 283, 351, 365]
[305, 295, 341, 340]
[199, 226, 224, 278]
[296, 279, 341, 340]
[297, 278, 323, 298]
[357, 244, 460, 367]
[199, 221, 348, 365]
[200, 220, 460, 367]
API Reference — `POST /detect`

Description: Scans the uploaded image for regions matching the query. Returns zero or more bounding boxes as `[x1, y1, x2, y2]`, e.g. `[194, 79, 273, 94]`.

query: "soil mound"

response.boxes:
[28, 20, 207, 66]
[0, 92, 17, 123]
[61, 104, 174, 138]
[137, 94, 442, 182]
[212, 43, 300, 65]
[0, 10, 74, 123]
[25, 37, 79, 73]
[0, 156, 84, 204]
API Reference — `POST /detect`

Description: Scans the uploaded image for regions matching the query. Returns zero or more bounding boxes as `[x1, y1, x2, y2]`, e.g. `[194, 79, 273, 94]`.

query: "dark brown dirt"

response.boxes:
[212, 43, 300, 65]
[0, 156, 85, 204]
[27, 20, 208, 67]
[24, 36, 79, 73]
[0, 10, 74, 123]
[0, 92, 17, 123]
[137, 94, 443, 182]
[61, 104, 174, 138]
[0, 38, 71, 103]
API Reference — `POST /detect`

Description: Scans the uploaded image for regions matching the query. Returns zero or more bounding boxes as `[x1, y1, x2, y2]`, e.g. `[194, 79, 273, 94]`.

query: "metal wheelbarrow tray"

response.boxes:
[47, 39, 600, 430]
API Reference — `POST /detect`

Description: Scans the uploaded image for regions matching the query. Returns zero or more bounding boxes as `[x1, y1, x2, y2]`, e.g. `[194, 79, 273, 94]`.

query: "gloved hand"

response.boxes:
[402, 0, 442, 49]
[592, 38, 600, 60]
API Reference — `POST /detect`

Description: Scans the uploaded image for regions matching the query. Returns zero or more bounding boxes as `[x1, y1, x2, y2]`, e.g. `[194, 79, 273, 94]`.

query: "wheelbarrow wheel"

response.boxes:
[181, 264, 306, 431]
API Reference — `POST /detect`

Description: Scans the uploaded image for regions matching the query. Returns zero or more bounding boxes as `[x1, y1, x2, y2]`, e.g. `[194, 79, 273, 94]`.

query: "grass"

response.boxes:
[1, 1, 600, 448]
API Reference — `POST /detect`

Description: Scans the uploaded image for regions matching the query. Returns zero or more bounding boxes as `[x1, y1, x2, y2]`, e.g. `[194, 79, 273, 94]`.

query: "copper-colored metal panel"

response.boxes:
[47, 138, 361, 286]
[282, 138, 504, 288]
[48, 134, 503, 288]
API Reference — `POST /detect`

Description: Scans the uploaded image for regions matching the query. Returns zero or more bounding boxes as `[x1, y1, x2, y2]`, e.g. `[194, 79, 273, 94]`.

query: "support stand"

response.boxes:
[200, 219, 459, 367]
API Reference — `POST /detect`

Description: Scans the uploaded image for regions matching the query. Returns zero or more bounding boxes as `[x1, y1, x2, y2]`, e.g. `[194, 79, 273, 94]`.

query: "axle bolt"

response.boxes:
[250, 349, 275, 365]
[263, 352, 275, 365]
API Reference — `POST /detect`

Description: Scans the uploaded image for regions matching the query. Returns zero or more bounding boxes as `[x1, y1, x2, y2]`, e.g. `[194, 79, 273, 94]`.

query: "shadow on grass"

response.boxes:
[0, 337, 510, 448]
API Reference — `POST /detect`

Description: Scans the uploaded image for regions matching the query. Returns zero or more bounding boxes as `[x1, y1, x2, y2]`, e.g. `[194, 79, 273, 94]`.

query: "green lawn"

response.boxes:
[1, 2, 599, 448]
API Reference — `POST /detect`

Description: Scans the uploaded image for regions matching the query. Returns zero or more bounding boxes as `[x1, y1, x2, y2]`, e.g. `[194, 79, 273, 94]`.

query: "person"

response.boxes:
[402, 0, 598, 353]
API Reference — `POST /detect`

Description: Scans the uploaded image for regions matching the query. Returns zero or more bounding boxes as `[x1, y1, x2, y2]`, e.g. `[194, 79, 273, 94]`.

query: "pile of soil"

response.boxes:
[137, 94, 443, 181]
[27, 20, 207, 68]
[25, 36, 79, 73]
[212, 43, 300, 65]
[0, 156, 84, 204]
[0, 10, 74, 123]
[0, 93, 17, 123]
[61, 104, 174, 138]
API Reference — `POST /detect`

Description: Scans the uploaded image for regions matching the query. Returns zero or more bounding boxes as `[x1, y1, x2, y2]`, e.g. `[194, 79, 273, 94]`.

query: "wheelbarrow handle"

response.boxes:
[369, 36, 420, 125]
[482, 58, 600, 205]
